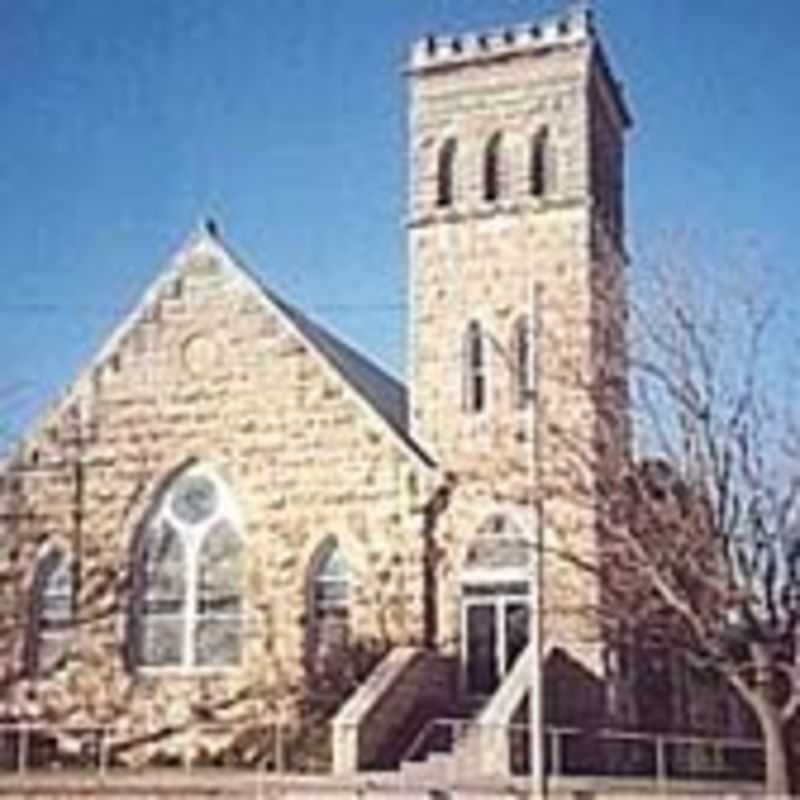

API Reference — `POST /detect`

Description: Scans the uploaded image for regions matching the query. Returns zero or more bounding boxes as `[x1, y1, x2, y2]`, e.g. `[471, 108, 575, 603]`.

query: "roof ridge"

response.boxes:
[1, 225, 435, 473]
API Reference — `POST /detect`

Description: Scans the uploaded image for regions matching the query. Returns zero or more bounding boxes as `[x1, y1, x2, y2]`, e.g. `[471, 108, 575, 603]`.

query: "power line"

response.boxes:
[0, 302, 409, 317]
[0, 267, 584, 317]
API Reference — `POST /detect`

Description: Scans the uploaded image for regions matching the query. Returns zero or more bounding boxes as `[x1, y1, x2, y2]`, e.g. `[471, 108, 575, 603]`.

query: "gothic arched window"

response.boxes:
[437, 138, 458, 208]
[309, 539, 350, 666]
[464, 321, 487, 414]
[27, 547, 73, 676]
[132, 466, 243, 669]
[530, 127, 550, 198]
[484, 132, 504, 202]
[512, 314, 533, 409]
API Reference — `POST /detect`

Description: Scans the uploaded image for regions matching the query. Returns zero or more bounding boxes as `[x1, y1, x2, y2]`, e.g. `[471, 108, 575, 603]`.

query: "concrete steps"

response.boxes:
[401, 751, 457, 782]
[399, 696, 487, 780]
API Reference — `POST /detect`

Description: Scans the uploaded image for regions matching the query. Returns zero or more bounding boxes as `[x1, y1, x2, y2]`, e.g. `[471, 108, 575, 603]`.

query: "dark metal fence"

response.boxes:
[403, 718, 762, 784]
[509, 724, 764, 782]
[0, 722, 301, 775]
[0, 720, 764, 786]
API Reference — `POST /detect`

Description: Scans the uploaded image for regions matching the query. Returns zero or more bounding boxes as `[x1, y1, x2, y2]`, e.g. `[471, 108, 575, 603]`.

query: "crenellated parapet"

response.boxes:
[409, 5, 593, 72]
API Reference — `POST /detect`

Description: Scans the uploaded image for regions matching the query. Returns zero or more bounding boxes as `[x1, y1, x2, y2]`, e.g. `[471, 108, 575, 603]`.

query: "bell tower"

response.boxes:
[407, 5, 631, 479]
[407, 7, 633, 667]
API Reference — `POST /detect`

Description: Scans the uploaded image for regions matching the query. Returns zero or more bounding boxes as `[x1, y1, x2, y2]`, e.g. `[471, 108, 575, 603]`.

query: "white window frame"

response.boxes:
[460, 510, 533, 696]
[309, 539, 350, 666]
[29, 547, 73, 676]
[136, 465, 244, 673]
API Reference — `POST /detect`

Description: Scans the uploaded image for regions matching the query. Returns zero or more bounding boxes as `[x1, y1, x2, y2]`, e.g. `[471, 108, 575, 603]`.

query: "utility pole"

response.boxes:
[484, 283, 546, 797]
[68, 412, 85, 613]
[62, 401, 100, 619]
[528, 281, 545, 798]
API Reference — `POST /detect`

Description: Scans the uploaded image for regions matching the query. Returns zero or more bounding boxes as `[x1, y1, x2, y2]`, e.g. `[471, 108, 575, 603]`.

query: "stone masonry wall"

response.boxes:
[0, 232, 434, 762]
[407, 26, 630, 676]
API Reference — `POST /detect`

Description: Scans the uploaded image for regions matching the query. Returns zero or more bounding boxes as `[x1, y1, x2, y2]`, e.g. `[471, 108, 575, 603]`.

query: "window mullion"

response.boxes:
[134, 470, 243, 670]
[184, 531, 197, 667]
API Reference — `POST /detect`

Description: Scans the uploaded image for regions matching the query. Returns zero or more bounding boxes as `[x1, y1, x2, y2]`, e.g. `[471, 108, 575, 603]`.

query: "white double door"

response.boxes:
[462, 584, 530, 696]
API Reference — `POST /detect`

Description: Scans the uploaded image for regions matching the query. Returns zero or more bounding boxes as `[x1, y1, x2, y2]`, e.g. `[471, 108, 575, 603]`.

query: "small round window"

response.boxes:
[170, 475, 218, 525]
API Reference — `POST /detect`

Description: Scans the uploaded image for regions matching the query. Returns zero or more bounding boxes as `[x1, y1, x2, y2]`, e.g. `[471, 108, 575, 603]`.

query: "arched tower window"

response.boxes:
[131, 466, 243, 669]
[436, 138, 458, 208]
[309, 539, 350, 666]
[483, 132, 504, 202]
[27, 547, 73, 676]
[464, 321, 487, 414]
[530, 127, 550, 198]
[512, 315, 533, 409]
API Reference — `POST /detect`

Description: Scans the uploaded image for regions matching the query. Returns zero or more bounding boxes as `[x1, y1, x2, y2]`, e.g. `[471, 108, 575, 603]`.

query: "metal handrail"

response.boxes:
[0, 719, 765, 782]
[0, 721, 291, 775]
[592, 727, 762, 748]
[398, 717, 763, 781]
[401, 717, 474, 764]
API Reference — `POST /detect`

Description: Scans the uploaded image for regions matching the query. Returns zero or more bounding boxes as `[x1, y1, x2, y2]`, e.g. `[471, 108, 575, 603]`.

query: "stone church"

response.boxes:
[0, 6, 661, 775]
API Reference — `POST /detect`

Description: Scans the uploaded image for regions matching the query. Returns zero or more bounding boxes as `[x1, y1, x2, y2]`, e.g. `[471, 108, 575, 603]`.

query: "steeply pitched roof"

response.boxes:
[257, 276, 434, 467]
[2, 223, 435, 473]
[264, 288, 418, 455]
[176, 226, 435, 469]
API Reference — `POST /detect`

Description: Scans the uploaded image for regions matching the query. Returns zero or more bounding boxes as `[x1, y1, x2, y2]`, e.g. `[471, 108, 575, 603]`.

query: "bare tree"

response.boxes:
[593, 239, 800, 795]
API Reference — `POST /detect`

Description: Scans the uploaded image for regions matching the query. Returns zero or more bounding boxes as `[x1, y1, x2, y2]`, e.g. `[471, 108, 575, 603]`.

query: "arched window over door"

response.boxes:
[26, 547, 73, 676]
[308, 539, 350, 667]
[465, 513, 531, 574]
[437, 138, 458, 208]
[462, 513, 531, 695]
[131, 466, 243, 669]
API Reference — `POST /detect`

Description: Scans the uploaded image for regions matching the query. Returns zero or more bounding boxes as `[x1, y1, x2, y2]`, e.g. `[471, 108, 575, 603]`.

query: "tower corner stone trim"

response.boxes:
[409, 6, 594, 73]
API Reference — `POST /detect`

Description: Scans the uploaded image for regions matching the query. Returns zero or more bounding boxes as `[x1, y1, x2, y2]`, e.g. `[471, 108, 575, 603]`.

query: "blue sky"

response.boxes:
[1, 0, 799, 450]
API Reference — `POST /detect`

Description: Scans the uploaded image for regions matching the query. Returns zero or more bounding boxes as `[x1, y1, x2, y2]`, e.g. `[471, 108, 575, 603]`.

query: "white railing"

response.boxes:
[0, 721, 300, 775]
[0, 718, 766, 785]
[403, 717, 474, 764]
[401, 718, 764, 783]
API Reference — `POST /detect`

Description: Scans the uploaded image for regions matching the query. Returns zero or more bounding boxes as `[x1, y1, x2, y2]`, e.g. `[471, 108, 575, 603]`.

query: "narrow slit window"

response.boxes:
[484, 132, 503, 202]
[531, 127, 550, 198]
[513, 315, 533, 408]
[464, 321, 487, 413]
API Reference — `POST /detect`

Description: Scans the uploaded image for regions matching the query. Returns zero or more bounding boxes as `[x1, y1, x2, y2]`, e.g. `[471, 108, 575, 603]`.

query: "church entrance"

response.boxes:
[463, 583, 529, 695]
[460, 512, 532, 697]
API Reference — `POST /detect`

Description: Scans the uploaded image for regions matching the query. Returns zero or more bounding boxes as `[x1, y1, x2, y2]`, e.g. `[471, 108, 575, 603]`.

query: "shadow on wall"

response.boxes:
[507, 647, 606, 776]
[508, 649, 607, 732]
[291, 636, 391, 772]
[543, 647, 606, 729]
